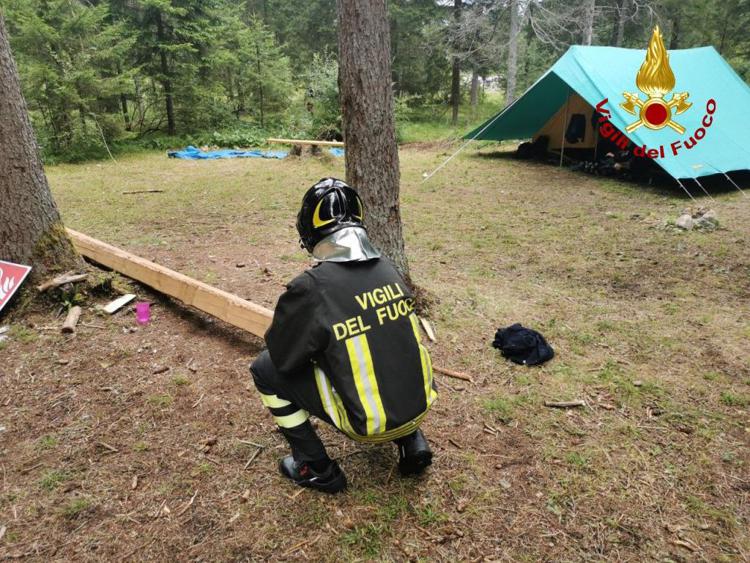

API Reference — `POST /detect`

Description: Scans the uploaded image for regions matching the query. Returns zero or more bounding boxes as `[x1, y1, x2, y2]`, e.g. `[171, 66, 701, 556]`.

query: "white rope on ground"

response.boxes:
[91, 113, 117, 164]
[675, 178, 697, 202]
[721, 172, 747, 197]
[703, 163, 747, 197]
[421, 109, 508, 184]
[692, 177, 715, 202]
[706, 162, 747, 197]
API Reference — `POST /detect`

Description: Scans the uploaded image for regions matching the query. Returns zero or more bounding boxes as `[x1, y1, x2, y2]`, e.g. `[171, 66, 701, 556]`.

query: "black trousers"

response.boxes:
[249, 350, 334, 462]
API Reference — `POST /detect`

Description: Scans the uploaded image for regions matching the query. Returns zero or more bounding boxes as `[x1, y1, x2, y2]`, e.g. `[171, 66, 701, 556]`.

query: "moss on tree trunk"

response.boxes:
[0, 14, 81, 287]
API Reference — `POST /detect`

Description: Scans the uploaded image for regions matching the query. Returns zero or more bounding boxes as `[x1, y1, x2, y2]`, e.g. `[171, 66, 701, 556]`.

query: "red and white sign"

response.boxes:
[0, 260, 32, 313]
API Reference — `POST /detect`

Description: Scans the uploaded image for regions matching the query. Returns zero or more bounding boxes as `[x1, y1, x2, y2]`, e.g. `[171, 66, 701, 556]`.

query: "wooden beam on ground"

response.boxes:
[267, 138, 344, 147]
[66, 229, 273, 338]
[66, 229, 473, 383]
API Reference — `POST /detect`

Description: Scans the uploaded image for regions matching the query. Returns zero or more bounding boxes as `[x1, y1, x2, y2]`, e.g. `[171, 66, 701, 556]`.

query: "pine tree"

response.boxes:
[337, 0, 409, 277]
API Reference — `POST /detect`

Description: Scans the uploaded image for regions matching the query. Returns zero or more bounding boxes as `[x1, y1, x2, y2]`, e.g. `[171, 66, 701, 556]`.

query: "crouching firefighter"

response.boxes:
[250, 178, 437, 493]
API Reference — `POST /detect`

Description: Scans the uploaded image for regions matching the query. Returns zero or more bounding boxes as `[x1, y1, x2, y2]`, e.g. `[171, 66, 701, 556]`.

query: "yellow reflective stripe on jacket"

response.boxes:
[259, 393, 291, 409]
[273, 409, 309, 428]
[330, 385, 357, 436]
[345, 335, 387, 435]
[409, 314, 437, 407]
[314, 365, 356, 436]
[314, 360, 431, 443]
[345, 410, 430, 443]
[314, 365, 341, 429]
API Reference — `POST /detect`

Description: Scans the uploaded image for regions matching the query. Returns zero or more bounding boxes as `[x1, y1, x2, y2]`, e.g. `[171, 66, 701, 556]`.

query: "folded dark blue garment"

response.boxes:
[492, 323, 554, 366]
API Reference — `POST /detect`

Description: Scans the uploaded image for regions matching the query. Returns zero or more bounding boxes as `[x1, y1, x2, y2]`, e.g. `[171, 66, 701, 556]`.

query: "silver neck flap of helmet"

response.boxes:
[312, 226, 381, 262]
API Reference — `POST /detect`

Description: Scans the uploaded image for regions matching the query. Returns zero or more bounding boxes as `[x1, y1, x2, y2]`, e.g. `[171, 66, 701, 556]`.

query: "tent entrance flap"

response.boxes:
[464, 72, 572, 142]
[536, 92, 597, 151]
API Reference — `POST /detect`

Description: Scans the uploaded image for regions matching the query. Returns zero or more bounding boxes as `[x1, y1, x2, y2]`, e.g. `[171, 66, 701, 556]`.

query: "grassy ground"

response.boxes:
[1, 145, 748, 561]
[398, 93, 504, 144]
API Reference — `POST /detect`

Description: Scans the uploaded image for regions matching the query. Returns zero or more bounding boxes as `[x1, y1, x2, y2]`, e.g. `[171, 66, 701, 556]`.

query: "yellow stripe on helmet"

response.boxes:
[312, 197, 336, 228]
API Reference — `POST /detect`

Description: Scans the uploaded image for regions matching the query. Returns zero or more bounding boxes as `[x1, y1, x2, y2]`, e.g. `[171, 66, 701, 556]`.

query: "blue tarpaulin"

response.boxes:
[168, 146, 288, 160]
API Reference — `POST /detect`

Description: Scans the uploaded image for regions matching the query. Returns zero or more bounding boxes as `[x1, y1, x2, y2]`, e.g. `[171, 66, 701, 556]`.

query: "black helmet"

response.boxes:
[296, 178, 365, 252]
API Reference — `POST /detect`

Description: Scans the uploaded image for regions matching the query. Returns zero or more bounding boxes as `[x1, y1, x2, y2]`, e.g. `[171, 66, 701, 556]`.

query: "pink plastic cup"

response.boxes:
[135, 302, 151, 325]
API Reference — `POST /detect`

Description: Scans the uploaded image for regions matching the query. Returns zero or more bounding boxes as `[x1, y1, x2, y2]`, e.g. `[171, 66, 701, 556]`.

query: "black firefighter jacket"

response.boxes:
[265, 258, 437, 442]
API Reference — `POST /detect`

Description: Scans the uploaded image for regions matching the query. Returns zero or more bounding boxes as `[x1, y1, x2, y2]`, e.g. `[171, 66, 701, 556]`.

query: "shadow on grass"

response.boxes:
[471, 149, 750, 199]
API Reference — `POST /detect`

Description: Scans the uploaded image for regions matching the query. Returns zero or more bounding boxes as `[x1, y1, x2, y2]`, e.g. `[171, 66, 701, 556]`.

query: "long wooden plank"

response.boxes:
[66, 229, 474, 383]
[66, 229, 273, 338]
[266, 137, 344, 147]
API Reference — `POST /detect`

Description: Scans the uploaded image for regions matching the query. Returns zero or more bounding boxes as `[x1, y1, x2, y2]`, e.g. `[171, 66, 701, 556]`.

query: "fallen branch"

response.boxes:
[176, 490, 198, 517]
[122, 189, 164, 195]
[670, 538, 699, 552]
[61, 306, 82, 334]
[281, 534, 321, 558]
[97, 441, 119, 453]
[237, 439, 264, 448]
[433, 365, 473, 382]
[544, 400, 586, 409]
[243, 446, 263, 470]
[37, 272, 87, 292]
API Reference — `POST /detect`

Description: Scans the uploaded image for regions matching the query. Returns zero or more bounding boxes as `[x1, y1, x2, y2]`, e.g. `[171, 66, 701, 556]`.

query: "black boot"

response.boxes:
[395, 429, 433, 476]
[279, 456, 347, 493]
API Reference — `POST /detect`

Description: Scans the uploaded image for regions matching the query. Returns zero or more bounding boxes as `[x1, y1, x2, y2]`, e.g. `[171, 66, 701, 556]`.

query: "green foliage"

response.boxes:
[133, 441, 150, 452]
[5, 0, 750, 164]
[39, 470, 68, 491]
[8, 325, 37, 343]
[301, 52, 341, 139]
[483, 391, 533, 425]
[5, 0, 135, 156]
[62, 497, 92, 519]
[147, 393, 173, 408]
[719, 391, 748, 407]
[37, 435, 58, 450]
[5, 0, 294, 162]
[171, 373, 190, 386]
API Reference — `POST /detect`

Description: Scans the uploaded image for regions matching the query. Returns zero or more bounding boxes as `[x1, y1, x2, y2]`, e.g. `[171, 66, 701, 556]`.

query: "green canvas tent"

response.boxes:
[465, 45, 750, 181]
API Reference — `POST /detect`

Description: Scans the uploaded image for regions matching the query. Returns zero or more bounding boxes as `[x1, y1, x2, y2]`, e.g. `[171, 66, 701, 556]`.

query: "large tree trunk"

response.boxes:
[450, 0, 462, 126]
[0, 15, 79, 282]
[582, 0, 595, 45]
[505, 0, 519, 106]
[336, 0, 409, 278]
